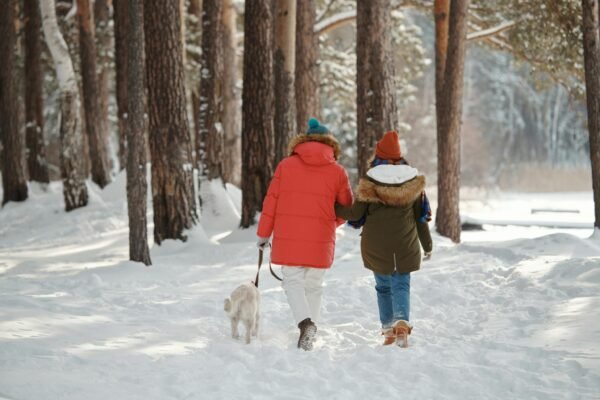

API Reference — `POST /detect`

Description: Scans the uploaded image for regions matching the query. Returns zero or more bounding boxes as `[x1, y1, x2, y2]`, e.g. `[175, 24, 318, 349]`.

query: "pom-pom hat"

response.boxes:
[375, 130, 402, 161]
[306, 118, 330, 135]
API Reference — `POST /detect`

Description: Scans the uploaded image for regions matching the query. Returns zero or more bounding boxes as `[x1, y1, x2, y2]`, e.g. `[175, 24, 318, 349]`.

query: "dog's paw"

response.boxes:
[232, 333, 240, 340]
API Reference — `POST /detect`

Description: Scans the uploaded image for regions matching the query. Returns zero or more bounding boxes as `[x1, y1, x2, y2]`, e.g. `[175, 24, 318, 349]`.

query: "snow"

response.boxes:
[1, 176, 599, 399]
[461, 191, 596, 230]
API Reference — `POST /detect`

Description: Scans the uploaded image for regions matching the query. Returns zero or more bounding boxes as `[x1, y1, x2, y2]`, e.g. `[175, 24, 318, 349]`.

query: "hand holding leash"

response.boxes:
[254, 239, 282, 287]
[257, 236, 270, 250]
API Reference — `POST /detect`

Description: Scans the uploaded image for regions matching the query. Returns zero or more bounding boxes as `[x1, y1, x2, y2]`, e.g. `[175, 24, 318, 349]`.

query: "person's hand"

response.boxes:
[423, 251, 432, 260]
[257, 237, 270, 250]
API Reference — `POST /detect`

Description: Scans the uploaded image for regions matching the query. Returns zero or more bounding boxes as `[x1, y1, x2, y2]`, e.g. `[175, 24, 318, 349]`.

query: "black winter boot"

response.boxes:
[297, 318, 317, 351]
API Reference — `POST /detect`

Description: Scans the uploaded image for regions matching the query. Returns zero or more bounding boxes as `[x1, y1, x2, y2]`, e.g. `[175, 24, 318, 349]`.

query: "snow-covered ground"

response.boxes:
[1, 175, 599, 400]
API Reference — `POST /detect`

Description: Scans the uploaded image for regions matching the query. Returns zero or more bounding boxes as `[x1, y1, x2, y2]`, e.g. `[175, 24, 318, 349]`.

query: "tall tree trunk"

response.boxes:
[221, 0, 241, 186]
[273, 0, 297, 165]
[582, 0, 600, 230]
[436, 0, 470, 243]
[145, 0, 196, 244]
[94, 0, 114, 169]
[434, 0, 450, 159]
[241, 0, 274, 228]
[1, 0, 29, 204]
[295, 0, 319, 131]
[126, 0, 151, 265]
[356, 0, 398, 178]
[188, 0, 203, 167]
[24, 0, 50, 184]
[40, 0, 88, 211]
[198, 0, 223, 181]
[113, 0, 128, 170]
[76, 0, 112, 188]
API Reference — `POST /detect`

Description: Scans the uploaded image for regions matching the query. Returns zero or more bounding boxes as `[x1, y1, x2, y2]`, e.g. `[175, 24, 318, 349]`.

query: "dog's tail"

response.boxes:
[224, 298, 232, 313]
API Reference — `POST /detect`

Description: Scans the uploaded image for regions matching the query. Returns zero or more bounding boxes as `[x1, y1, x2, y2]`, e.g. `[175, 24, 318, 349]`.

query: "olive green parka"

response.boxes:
[335, 166, 433, 275]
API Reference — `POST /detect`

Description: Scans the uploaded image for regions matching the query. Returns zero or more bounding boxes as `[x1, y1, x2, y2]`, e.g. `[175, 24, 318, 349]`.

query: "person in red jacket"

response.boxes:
[257, 118, 353, 350]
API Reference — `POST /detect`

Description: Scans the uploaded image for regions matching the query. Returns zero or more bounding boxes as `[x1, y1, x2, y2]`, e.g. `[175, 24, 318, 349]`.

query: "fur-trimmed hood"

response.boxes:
[357, 174, 426, 207]
[288, 133, 341, 161]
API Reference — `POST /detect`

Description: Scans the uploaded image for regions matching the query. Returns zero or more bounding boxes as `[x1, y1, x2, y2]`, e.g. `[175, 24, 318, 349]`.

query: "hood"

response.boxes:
[357, 165, 426, 206]
[288, 133, 341, 165]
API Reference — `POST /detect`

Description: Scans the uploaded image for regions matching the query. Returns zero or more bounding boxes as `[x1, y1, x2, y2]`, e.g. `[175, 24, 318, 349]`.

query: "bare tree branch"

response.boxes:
[314, 10, 355, 36]
[467, 20, 515, 41]
[315, 0, 338, 24]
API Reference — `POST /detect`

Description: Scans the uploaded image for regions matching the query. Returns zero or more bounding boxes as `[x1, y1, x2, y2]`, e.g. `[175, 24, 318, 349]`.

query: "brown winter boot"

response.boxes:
[382, 328, 396, 346]
[392, 320, 412, 348]
[297, 318, 317, 351]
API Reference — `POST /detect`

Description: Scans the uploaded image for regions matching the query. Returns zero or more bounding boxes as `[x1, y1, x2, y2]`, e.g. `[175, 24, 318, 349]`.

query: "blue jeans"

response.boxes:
[374, 272, 411, 328]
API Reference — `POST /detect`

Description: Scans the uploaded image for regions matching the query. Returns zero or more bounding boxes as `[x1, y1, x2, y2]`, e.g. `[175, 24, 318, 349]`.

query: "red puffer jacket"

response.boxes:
[257, 134, 353, 268]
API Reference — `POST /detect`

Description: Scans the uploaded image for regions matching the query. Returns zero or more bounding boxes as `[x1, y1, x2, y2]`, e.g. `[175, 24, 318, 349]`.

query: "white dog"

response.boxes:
[224, 283, 260, 344]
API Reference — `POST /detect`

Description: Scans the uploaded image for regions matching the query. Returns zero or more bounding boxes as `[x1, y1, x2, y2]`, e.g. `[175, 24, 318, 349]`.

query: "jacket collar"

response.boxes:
[288, 133, 341, 160]
[357, 175, 426, 206]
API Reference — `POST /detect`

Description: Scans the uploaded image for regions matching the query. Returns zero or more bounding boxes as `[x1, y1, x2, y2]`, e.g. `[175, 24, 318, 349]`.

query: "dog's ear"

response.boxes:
[224, 298, 231, 312]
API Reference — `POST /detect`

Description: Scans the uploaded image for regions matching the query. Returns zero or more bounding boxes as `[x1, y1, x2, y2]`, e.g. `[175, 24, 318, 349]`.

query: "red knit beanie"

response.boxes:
[375, 131, 401, 161]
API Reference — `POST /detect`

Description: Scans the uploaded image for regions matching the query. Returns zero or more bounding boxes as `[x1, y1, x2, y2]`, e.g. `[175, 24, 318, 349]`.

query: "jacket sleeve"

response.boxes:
[335, 168, 354, 225]
[335, 201, 368, 222]
[256, 163, 282, 238]
[413, 198, 433, 253]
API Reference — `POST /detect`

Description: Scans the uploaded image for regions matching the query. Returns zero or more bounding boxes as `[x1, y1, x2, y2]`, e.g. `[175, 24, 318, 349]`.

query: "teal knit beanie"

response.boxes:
[306, 118, 330, 135]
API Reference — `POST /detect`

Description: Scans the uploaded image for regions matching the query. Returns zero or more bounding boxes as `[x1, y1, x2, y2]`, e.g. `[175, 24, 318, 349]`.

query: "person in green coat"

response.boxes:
[335, 131, 433, 346]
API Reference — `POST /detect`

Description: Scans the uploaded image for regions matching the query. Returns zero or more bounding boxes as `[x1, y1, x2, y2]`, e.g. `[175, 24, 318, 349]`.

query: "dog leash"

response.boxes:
[254, 246, 283, 288]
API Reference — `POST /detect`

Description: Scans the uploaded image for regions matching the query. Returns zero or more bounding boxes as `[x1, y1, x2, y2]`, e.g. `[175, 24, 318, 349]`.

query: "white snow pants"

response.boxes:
[281, 266, 327, 325]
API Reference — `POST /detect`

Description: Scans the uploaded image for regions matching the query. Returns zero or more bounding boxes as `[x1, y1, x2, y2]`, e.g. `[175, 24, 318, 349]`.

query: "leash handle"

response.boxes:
[269, 258, 283, 282]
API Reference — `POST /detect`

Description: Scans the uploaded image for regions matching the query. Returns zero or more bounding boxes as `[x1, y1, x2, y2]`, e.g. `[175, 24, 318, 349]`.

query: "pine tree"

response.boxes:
[94, 0, 112, 168]
[126, 0, 151, 265]
[24, 0, 50, 184]
[295, 0, 320, 130]
[113, 0, 128, 170]
[198, 0, 223, 181]
[274, 0, 297, 164]
[187, 0, 203, 168]
[144, 0, 196, 243]
[1, 0, 28, 205]
[582, 0, 600, 230]
[221, 0, 241, 186]
[356, 0, 398, 178]
[76, 0, 112, 188]
[435, 0, 470, 243]
[241, 0, 274, 228]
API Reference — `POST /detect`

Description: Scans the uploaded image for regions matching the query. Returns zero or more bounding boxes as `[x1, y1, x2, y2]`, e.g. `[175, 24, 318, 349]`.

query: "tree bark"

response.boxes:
[24, 0, 50, 184]
[126, 0, 151, 265]
[356, 0, 399, 178]
[113, 0, 128, 170]
[94, 0, 112, 167]
[198, 0, 223, 181]
[274, 0, 297, 165]
[241, 0, 274, 228]
[145, 0, 196, 244]
[436, 0, 470, 243]
[295, 0, 320, 131]
[221, 0, 241, 186]
[1, 0, 29, 204]
[582, 0, 600, 230]
[40, 0, 88, 211]
[76, 0, 112, 188]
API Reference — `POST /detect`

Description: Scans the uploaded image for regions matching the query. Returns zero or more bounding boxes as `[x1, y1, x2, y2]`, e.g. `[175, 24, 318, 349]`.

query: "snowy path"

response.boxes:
[1, 180, 599, 399]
